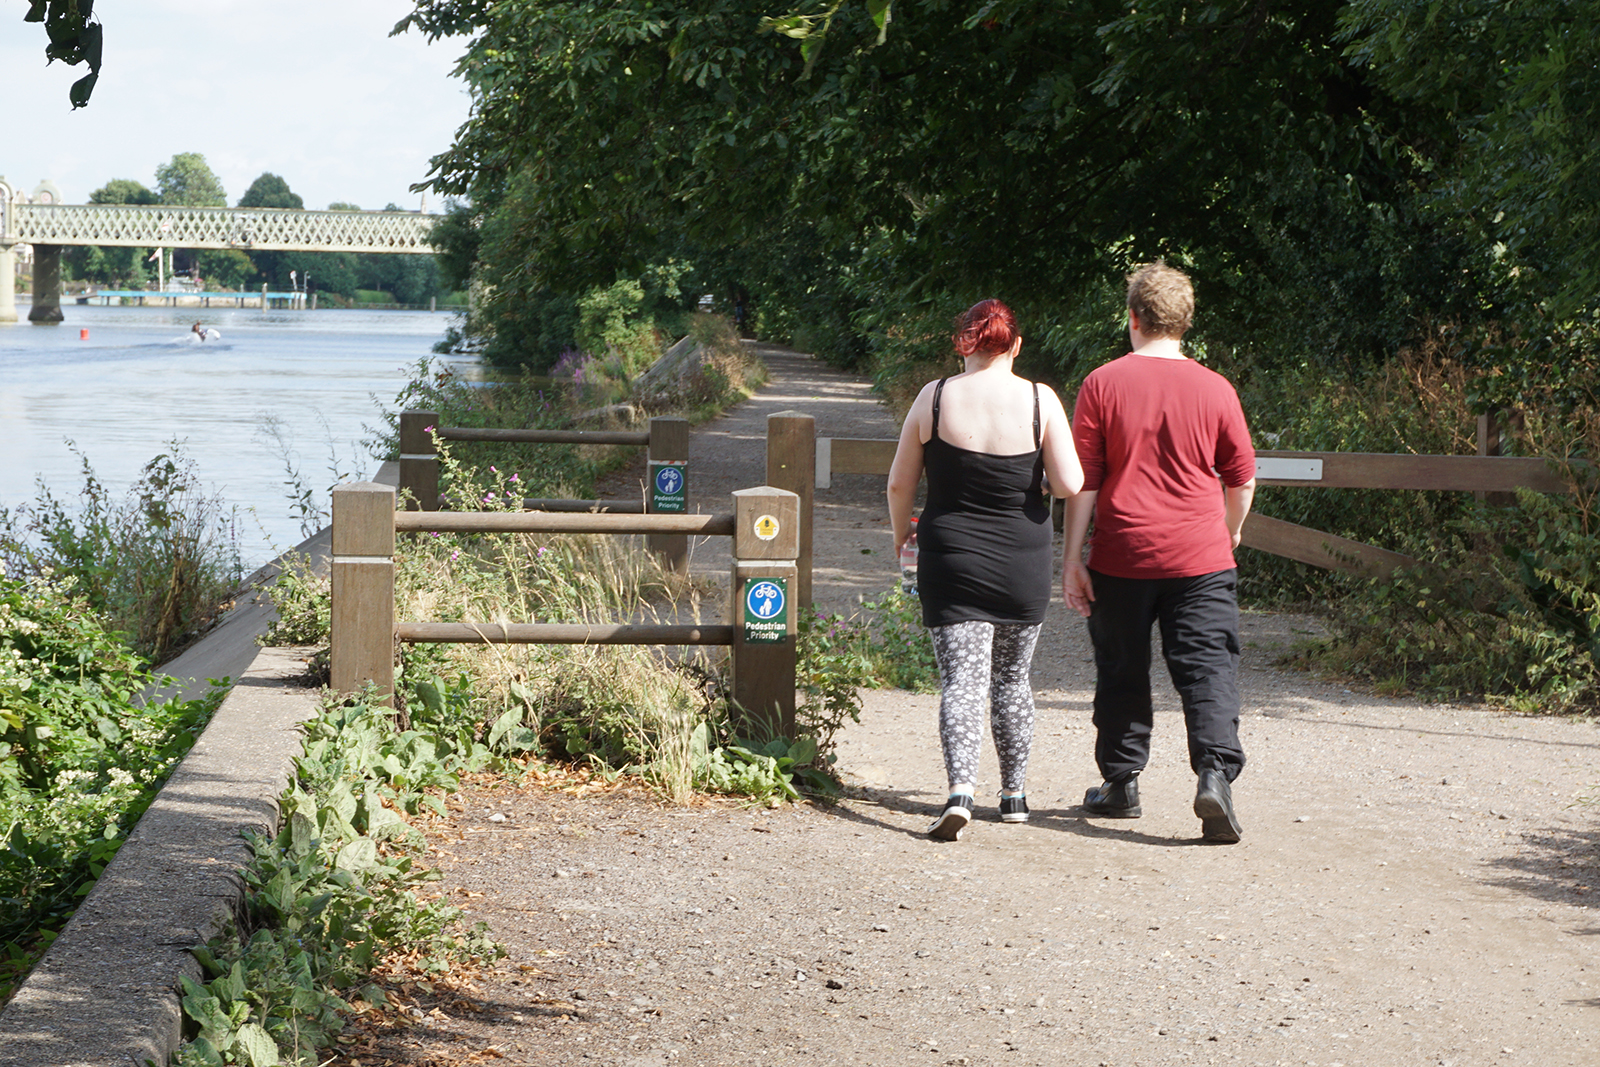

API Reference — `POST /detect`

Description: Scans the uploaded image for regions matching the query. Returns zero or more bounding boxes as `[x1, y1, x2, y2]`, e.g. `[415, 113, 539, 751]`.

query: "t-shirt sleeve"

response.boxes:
[1072, 378, 1107, 492]
[1213, 387, 1256, 488]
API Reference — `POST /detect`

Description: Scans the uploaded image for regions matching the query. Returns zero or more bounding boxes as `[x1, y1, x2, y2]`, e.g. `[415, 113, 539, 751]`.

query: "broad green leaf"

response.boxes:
[487, 704, 522, 748]
[335, 837, 378, 872]
[234, 1021, 281, 1067]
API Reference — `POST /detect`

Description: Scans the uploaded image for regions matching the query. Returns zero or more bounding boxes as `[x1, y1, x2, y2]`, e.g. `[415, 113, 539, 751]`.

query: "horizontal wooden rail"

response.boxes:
[521, 497, 644, 513]
[1252, 451, 1569, 492]
[394, 510, 735, 535]
[437, 427, 650, 446]
[1239, 513, 1419, 578]
[816, 437, 897, 486]
[396, 622, 733, 645]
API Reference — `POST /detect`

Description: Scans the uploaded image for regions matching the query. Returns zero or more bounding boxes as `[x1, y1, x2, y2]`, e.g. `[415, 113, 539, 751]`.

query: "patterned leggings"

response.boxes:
[930, 621, 1043, 793]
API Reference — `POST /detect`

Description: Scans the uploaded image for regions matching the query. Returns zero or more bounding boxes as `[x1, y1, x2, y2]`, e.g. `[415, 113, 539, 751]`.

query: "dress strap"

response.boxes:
[931, 377, 948, 438]
[1032, 383, 1042, 450]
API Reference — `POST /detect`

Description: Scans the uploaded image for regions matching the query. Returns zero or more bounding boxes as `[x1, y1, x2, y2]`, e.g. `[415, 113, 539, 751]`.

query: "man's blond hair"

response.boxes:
[1126, 261, 1194, 339]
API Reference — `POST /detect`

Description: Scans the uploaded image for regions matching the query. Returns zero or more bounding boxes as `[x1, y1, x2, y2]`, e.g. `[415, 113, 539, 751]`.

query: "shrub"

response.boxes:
[0, 570, 224, 1004]
[1310, 407, 1600, 711]
[0, 444, 242, 663]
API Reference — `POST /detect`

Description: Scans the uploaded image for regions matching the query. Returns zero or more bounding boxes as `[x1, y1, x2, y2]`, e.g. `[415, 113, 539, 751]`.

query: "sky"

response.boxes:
[4, 1, 472, 212]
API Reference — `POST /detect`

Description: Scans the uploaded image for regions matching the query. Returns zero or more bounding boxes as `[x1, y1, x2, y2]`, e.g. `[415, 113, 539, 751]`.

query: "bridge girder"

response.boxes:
[5, 203, 439, 253]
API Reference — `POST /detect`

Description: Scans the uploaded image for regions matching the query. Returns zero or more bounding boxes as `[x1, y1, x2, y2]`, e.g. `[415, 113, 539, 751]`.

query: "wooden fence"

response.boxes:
[397, 410, 691, 571]
[330, 481, 802, 738]
[798, 422, 1575, 580]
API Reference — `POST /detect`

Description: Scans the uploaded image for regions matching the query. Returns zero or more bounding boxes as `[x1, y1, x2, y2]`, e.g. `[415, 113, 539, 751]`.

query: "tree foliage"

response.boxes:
[89, 179, 157, 206]
[395, 0, 1498, 378]
[237, 172, 305, 210]
[155, 153, 227, 208]
[390, 0, 1600, 397]
[23, 0, 102, 108]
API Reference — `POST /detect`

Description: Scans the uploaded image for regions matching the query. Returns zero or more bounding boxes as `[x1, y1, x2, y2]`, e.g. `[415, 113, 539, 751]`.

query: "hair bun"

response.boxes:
[953, 299, 1019, 358]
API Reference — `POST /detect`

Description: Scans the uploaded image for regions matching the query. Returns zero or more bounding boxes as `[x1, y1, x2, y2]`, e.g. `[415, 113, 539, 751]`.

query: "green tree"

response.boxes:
[89, 179, 157, 206]
[155, 153, 226, 207]
[237, 173, 305, 210]
[195, 250, 254, 291]
[1340, 0, 1600, 406]
[397, 0, 1475, 375]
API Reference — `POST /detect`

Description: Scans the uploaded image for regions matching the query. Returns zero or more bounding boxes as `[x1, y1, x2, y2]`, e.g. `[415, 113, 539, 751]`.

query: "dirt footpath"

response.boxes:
[352, 344, 1600, 1067]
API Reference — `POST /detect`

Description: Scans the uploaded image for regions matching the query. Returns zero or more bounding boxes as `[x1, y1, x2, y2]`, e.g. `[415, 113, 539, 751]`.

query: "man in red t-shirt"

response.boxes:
[1062, 262, 1257, 843]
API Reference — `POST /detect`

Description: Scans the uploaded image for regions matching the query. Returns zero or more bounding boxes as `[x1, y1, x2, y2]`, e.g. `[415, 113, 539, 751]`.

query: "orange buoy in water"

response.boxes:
[80, 328, 89, 339]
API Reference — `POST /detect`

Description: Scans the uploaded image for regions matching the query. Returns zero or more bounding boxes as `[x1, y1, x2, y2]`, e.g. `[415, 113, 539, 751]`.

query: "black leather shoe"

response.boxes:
[1194, 770, 1242, 843]
[1083, 778, 1141, 818]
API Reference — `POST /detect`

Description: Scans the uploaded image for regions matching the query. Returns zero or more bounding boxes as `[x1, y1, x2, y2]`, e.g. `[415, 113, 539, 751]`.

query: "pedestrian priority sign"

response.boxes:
[649, 460, 687, 513]
[742, 576, 788, 644]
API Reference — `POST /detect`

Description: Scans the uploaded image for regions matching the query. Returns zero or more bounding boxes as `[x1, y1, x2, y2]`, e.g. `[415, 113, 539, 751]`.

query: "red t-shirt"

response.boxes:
[1072, 353, 1256, 579]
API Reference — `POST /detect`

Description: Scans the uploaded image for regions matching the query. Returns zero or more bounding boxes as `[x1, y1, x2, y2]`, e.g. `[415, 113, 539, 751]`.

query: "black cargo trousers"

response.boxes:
[1085, 567, 1246, 785]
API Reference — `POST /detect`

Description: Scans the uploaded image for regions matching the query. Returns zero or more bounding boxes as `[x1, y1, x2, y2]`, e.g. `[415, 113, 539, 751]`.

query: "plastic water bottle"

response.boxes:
[899, 518, 919, 597]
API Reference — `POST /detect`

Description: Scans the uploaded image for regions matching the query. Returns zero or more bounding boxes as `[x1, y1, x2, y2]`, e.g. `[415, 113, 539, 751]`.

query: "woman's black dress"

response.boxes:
[917, 378, 1051, 628]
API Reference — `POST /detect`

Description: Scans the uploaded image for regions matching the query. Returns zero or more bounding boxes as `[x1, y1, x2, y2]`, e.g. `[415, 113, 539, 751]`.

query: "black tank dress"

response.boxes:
[918, 378, 1052, 628]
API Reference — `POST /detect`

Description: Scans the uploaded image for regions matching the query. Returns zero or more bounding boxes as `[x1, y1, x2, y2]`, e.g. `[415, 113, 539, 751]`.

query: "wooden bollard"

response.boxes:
[398, 410, 440, 511]
[647, 415, 690, 572]
[764, 411, 815, 613]
[728, 486, 800, 740]
[330, 482, 396, 704]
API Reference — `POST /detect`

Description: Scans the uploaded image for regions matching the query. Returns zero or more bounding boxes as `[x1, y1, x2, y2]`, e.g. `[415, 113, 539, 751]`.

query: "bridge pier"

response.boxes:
[28, 244, 63, 324]
[0, 244, 15, 325]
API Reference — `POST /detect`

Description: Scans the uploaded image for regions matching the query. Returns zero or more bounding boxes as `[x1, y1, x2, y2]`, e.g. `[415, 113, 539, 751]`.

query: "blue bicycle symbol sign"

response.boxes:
[746, 580, 785, 620]
[654, 465, 684, 495]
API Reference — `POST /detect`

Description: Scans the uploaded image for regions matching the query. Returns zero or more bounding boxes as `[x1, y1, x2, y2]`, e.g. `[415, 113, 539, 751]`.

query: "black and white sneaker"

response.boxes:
[999, 794, 1029, 823]
[928, 794, 974, 840]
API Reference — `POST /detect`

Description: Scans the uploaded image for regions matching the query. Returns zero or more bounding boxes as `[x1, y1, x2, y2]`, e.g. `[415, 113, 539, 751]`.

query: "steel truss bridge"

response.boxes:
[0, 189, 440, 323]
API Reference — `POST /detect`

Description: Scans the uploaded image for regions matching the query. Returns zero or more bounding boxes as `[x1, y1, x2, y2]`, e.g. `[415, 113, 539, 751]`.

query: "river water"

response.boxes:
[0, 305, 470, 572]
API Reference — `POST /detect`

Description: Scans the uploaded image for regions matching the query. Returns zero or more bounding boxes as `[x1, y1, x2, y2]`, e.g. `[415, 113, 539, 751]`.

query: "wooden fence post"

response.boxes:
[647, 416, 690, 572]
[1478, 406, 1528, 506]
[729, 486, 800, 741]
[398, 410, 440, 511]
[765, 411, 815, 613]
[331, 482, 396, 704]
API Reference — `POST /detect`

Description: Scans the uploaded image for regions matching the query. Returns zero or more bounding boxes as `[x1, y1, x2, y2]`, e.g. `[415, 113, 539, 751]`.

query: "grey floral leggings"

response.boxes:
[930, 620, 1043, 793]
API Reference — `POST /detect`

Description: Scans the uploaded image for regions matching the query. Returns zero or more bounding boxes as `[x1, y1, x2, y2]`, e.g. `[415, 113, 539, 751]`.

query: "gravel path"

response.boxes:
[353, 344, 1600, 1067]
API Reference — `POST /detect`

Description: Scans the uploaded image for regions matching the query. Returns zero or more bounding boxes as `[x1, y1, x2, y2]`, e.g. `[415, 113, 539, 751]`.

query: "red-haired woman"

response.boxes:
[887, 299, 1084, 840]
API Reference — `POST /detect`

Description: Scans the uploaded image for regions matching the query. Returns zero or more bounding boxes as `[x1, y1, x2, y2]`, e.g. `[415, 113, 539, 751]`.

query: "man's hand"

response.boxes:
[1062, 560, 1095, 618]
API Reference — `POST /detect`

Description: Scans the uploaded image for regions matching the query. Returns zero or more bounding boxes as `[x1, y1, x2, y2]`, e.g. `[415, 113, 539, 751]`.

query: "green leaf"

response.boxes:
[190, 944, 223, 978]
[234, 1022, 281, 1067]
[288, 810, 316, 856]
[335, 837, 378, 872]
[486, 704, 522, 749]
[69, 71, 98, 110]
[866, 0, 892, 44]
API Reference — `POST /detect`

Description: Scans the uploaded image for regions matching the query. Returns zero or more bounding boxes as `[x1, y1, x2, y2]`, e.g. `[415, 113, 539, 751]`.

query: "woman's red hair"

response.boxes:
[953, 299, 1019, 358]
